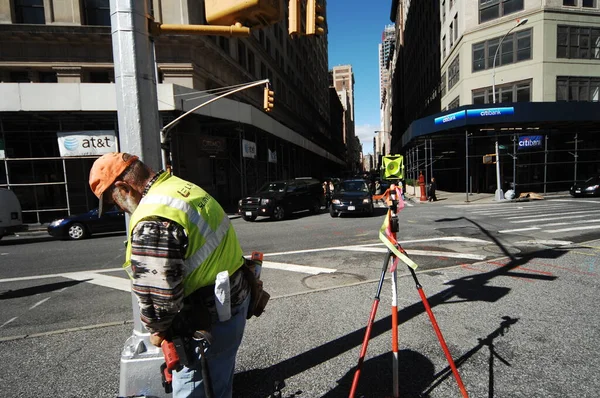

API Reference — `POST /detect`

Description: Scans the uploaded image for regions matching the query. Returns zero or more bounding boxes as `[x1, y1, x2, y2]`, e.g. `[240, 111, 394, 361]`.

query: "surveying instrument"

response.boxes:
[349, 155, 468, 398]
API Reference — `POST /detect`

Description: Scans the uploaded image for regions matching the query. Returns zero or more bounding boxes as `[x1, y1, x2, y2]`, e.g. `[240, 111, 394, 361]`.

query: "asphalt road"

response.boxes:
[1, 197, 600, 397]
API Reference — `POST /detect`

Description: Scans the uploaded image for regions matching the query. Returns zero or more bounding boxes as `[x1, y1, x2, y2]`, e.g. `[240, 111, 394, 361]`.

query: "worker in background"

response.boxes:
[89, 152, 250, 398]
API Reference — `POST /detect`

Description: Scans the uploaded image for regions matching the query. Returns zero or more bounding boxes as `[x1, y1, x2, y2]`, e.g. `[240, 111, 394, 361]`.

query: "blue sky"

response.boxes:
[327, 0, 394, 155]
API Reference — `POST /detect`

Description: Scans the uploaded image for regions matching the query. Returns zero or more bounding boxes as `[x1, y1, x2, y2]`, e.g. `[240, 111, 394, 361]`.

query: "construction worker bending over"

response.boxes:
[89, 152, 251, 398]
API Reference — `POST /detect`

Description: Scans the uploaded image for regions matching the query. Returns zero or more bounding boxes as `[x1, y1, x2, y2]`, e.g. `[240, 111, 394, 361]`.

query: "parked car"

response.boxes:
[570, 176, 600, 197]
[330, 179, 374, 217]
[0, 188, 24, 239]
[238, 178, 323, 221]
[47, 207, 125, 240]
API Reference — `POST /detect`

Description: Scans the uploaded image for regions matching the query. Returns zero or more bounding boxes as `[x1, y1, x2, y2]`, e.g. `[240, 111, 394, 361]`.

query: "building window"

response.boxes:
[440, 72, 447, 97]
[448, 55, 460, 90]
[479, 0, 524, 24]
[449, 22, 454, 47]
[557, 76, 600, 101]
[454, 14, 458, 42]
[14, 0, 45, 24]
[442, 0, 446, 23]
[9, 71, 30, 82]
[237, 41, 247, 69]
[448, 96, 460, 109]
[442, 35, 447, 59]
[83, 0, 110, 26]
[39, 71, 57, 82]
[260, 62, 267, 79]
[472, 80, 531, 104]
[248, 51, 256, 76]
[557, 26, 600, 59]
[219, 37, 230, 54]
[266, 38, 272, 56]
[583, 0, 596, 7]
[472, 28, 531, 72]
[89, 71, 110, 83]
[563, 0, 577, 5]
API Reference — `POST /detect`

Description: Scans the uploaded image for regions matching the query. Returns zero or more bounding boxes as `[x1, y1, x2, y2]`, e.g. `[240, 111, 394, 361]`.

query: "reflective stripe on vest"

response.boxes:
[123, 174, 244, 296]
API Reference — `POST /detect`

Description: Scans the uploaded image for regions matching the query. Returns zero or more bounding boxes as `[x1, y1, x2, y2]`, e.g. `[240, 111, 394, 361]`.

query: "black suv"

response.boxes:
[238, 178, 324, 221]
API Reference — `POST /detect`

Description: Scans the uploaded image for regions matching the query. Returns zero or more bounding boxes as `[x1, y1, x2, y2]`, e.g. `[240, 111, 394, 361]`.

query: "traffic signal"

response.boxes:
[205, 0, 283, 28]
[306, 0, 326, 36]
[288, 0, 301, 36]
[382, 155, 404, 180]
[263, 86, 274, 112]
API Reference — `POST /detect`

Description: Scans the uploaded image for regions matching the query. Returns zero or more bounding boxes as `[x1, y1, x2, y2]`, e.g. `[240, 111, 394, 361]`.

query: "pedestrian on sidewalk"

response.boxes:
[89, 152, 252, 398]
[428, 177, 437, 202]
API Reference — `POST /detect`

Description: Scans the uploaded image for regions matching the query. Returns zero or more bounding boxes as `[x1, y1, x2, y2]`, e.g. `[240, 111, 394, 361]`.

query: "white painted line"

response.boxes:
[64, 272, 131, 292]
[534, 219, 600, 227]
[29, 297, 51, 310]
[334, 246, 487, 260]
[472, 204, 576, 216]
[510, 214, 593, 224]
[446, 204, 501, 209]
[504, 209, 600, 220]
[546, 225, 600, 233]
[262, 261, 336, 275]
[550, 199, 600, 204]
[404, 201, 414, 207]
[0, 268, 123, 284]
[513, 240, 573, 246]
[262, 236, 492, 257]
[0, 317, 17, 329]
[1, 253, 8, 256]
[499, 227, 541, 234]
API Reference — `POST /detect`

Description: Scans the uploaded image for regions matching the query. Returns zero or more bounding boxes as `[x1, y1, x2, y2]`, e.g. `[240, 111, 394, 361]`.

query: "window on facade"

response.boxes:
[237, 41, 247, 69]
[219, 37, 230, 53]
[449, 23, 454, 47]
[39, 71, 57, 82]
[14, 0, 45, 24]
[479, 0, 524, 24]
[448, 96, 460, 109]
[89, 71, 110, 83]
[442, 0, 446, 23]
[454, 14, 458, 42]
[266, 38, 272, 56]
[557, 26, 600, 59]
[83, 0, 110, 26]
[563, 0, 576, 5]
[583, 0, 596, 7]
[9, 71, 30, 82]
[557, 76, 600, 101]
[472, 80, 531, 104]
[440, 72, 447, 97]
[442, 35, 447, 59]
[247, 51, 255, 76]
[448, 55, 460, 89]
[472, 28, 532, 71]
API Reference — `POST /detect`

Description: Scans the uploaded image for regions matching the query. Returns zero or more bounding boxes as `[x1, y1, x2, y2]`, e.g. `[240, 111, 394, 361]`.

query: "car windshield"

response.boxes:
[258, 182, 287, 193]
[336, 181, 369, 193]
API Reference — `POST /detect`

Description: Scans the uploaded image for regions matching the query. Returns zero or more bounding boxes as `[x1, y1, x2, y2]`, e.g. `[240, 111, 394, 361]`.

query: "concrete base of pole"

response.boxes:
[495, 189, 505, 201]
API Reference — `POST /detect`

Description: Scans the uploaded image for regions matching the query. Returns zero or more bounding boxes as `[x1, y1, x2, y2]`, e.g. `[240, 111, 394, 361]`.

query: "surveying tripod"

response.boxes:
[349, 186, 468, 398]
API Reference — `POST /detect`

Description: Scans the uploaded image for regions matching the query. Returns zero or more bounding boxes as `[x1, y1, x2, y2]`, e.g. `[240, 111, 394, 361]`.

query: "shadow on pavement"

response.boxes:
[234, 243, 565, 397]
[0, 279, 90, 299]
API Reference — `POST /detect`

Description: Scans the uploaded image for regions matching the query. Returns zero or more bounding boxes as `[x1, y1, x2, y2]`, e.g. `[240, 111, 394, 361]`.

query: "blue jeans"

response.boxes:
[172, 294, 250, 398]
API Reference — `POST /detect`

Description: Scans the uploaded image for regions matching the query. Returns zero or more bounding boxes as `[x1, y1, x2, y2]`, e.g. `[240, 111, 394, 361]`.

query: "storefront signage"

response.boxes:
[518, 135, 543, 150]
[242, 139, 256, 159]
[434, 110, 465, 125]
[466, 107, 514, 118]
[56, 131, 117, 157]
[199, 136, 226, 154]
[268, 149, 277, 163]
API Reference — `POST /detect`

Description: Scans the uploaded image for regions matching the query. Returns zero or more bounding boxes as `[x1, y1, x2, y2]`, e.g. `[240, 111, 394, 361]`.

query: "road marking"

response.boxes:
[64, 272, 131, 292]
[471, 204, 577, 215]
[262, 261, 336, 275]
[499, 227, 541, 233]
[323, 246, 487, 260]
[0, 268, 123, 284]
[534, 219, 600, 227]
[513, 240, 573, 246]
[510, 214, 594, 223]
[504, 209, 600, 220]
[0, 317, 17, 329]
[550, 199, 600, 204]
[546, 225, 600, 233]
[1, 253, 8, 256]
[473, 206, 576, 216]
[29, 297, 51, 310]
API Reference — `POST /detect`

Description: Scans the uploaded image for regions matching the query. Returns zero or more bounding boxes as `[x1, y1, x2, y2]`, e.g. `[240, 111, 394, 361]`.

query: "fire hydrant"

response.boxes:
[419, 171, 427, 202]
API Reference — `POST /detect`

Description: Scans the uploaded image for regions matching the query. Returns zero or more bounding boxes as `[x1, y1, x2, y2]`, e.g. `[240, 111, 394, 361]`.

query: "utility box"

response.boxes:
[205, 0, 283, 27]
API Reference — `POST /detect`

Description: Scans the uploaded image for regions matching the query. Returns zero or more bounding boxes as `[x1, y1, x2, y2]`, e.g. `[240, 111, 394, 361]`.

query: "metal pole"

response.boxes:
[0, 119, 9, 188]
[416, 144, 419, 183]
[62, 158, 71, 216]
[512, 133, 516, 195]
[574, 133, 578, 184]
[430, 139, 433, 179]
[495, 139, 504, 200]
[424, 141, 428, 187]
[544, 135, 548, 194]
[465, 130, 469, 202]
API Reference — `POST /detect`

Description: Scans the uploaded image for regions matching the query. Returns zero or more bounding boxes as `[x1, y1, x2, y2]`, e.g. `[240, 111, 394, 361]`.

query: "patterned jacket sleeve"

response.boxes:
[130, 217, 188, 334]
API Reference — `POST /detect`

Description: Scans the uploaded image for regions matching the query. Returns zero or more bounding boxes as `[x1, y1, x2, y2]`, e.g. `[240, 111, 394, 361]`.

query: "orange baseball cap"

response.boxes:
[89, 152, 138, 216]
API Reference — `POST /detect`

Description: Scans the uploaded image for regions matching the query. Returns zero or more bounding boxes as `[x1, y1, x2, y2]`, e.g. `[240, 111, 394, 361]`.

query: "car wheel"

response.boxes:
[311, 200, 321, 214]
[272, 205, 285, 221]
[330, 208, 338, 218]
[367, 203, 374, 216]
[67, 223, 87, 240]
[242, 215, 257, 222]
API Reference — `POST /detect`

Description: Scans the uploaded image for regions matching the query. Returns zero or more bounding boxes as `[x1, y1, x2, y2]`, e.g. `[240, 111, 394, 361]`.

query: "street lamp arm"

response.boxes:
[492, 19, 527, 104]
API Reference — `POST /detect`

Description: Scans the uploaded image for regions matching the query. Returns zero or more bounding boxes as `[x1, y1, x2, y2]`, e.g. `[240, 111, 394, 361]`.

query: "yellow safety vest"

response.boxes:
[123, 173, 244, 297]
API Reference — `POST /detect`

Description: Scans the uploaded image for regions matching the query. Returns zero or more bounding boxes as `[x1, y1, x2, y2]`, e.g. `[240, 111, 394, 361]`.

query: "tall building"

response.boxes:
[379, 24, 396, 107]
[390, 0, 600, 194]
[330, 65, 359, 171]
[0, 0, 345, 223]
[377, 25, 397, 164]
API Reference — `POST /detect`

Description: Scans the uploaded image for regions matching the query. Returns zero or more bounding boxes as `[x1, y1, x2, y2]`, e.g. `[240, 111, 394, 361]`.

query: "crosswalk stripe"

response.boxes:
[64, 272, 131, 292]
[510, 213, 595, 223]
[504, 209, 600, 220]
[334, 246, 487, 260]
[549, 199, 600, 204]
[546, 225, 600, 233]
[471, 204, 577, 216]
[499, 227, 541, 233]
[534, 219, 600, 228]
[262, 261, 336, 275]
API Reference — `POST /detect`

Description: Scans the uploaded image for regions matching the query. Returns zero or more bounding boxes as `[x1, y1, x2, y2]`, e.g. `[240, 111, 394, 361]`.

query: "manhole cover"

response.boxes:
[303, 273, 363, 289]
[483, 245, 521, 255]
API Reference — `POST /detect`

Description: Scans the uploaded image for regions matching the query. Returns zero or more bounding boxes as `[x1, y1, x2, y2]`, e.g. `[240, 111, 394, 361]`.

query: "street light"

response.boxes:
[491, 18, 527, 201]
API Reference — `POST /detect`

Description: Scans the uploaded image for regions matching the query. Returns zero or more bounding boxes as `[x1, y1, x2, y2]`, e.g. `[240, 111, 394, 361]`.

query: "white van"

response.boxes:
[0, 188, 23, 239]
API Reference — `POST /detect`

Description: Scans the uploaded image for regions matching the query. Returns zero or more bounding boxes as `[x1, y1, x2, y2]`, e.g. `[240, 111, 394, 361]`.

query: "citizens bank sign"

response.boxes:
[57, 131, 117, 157]
[518, 135, 543, 150]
